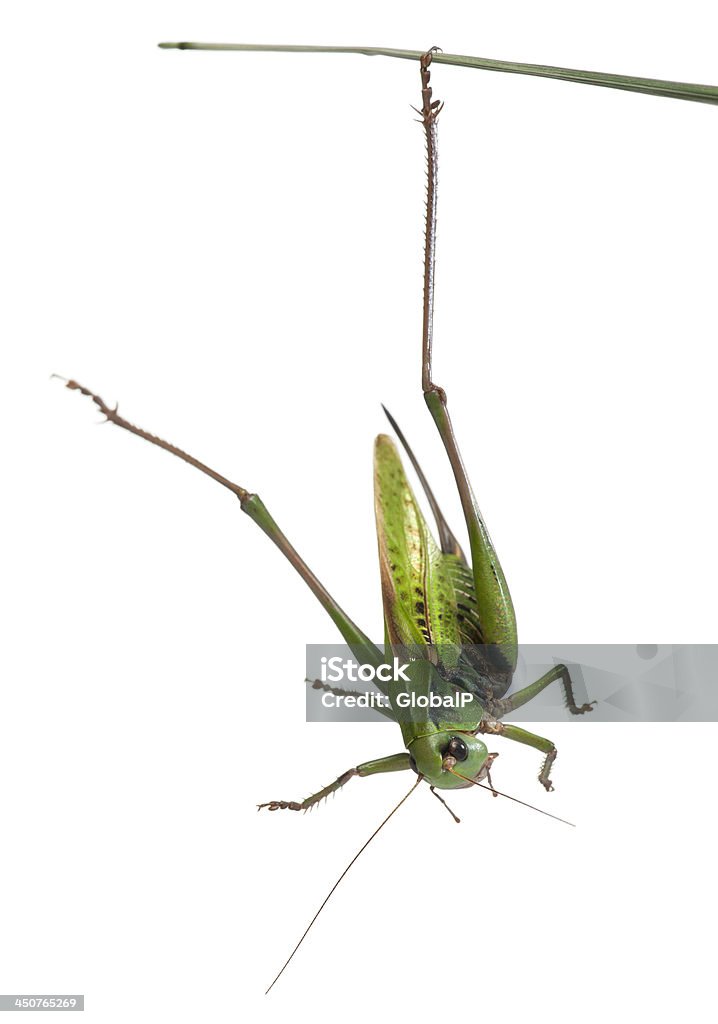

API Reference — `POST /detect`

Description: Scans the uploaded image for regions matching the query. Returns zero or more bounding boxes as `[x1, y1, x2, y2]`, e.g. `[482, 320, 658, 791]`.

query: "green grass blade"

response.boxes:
[157, 42, 718, 105]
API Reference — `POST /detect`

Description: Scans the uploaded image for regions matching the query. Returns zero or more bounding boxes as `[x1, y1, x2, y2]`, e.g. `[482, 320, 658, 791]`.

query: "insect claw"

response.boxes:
[569, 700, 597, 714]
[258, 799, 304, 811]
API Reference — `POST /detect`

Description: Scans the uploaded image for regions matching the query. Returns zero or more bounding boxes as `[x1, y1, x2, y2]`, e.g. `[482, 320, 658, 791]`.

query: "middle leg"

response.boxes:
[478, 717, 559, 792]
[496, 664, 595, 716]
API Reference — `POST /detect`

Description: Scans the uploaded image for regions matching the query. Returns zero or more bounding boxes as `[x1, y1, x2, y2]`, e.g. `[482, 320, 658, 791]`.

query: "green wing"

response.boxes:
[373, 434, 483, 658]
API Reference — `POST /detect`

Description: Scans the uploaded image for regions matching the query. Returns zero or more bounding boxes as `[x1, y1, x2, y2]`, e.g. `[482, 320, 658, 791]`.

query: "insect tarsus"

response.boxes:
[54, 376, 248, 501]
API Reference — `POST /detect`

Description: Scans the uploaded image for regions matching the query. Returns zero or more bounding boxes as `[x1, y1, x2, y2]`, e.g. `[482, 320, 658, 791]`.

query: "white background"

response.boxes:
[2, 2, 717, 1022]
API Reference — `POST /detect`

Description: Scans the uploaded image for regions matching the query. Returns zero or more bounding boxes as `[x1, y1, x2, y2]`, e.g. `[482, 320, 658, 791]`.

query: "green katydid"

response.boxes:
[58, 44, 718, 992]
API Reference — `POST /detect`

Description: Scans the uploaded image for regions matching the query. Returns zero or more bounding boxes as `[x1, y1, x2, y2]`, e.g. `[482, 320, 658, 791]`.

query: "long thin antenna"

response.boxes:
[264, 776, 423, 994]
[448, 768, 576, 827]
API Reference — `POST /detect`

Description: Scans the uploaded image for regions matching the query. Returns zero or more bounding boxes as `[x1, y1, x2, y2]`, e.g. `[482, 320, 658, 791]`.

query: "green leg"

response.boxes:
[498, 663, 595, 716]
[479, 714, 573, 792]
[243, 494, 384, 673]
[499, 724, 558, 792]
[61, 380, 386, 679]
[415, 56, 517, 669]
[480, 666, 593, 791]
[257, 752, 413, 812]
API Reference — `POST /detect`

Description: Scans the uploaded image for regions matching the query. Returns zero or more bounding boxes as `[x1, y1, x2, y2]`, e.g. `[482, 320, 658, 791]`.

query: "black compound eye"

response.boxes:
[447, 736, 468, 761]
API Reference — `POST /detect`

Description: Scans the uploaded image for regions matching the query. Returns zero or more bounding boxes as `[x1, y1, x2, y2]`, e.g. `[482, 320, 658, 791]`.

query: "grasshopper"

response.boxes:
[58, 44, 718, 990]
